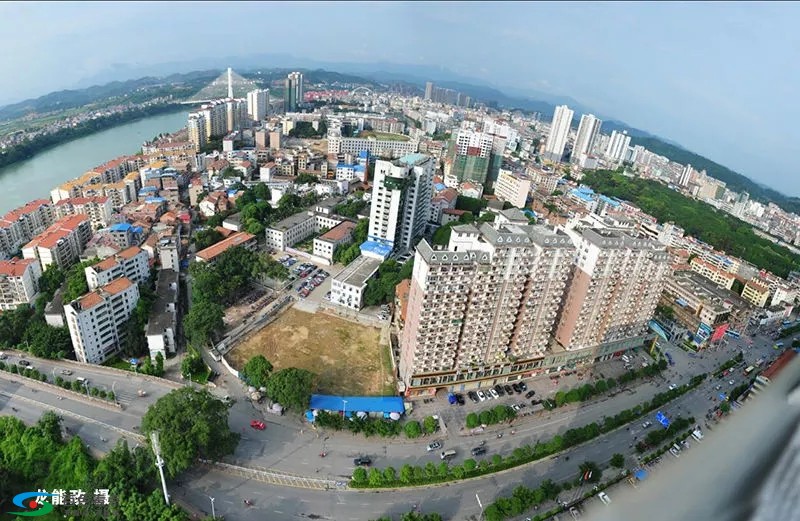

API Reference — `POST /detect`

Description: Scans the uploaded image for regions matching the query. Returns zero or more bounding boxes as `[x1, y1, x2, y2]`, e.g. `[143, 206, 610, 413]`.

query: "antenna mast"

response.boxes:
[150, 431, 170, 505]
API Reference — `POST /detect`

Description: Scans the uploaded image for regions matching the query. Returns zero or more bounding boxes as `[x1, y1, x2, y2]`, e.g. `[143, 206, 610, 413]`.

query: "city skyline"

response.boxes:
[0, 2, 797, 196]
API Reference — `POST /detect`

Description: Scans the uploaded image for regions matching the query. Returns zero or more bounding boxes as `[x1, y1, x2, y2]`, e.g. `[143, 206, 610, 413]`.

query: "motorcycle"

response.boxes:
[319, 452, 327, 458]
[244, 499, 253, 507]
[497, 433, 503, 439]
[479, 441, 486, 447]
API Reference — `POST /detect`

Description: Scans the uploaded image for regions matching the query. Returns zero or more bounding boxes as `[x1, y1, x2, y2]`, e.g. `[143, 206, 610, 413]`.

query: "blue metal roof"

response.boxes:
[360, 240, 393, 257]
[434, 183, 447, 191]
[110, 223, 132, 232]
[359, 151, 369, 158]
[145, 197, 165, 204]
[570, 188, 595, 202]
[309, 394, 404, 415]
[599, 195, 621, 207]
[398, 153, 428, 166]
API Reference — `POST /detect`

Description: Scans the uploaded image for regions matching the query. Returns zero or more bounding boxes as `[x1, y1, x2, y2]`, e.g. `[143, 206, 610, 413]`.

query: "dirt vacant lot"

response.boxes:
[229, 308, 394, 395]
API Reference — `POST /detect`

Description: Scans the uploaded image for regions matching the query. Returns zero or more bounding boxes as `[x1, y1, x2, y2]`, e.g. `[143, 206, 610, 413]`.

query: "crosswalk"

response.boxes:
[199, 459, 348, 491]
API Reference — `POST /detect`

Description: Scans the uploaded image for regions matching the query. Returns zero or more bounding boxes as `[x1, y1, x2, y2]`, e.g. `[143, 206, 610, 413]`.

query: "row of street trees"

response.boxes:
[240, 355, 315, 410]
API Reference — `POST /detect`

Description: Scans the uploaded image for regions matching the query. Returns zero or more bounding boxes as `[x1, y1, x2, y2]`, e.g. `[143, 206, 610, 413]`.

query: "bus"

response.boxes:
[726, 330, 741, 339]
[774, 342, 785, 350]
[744, 366, 755, 376]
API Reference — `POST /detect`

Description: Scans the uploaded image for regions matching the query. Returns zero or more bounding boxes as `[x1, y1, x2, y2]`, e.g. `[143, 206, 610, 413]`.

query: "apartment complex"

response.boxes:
[446, 128, 493, 185]
[22, 214, 92, 270]
[368, 153, 434, 255]
[742, 279, 771, 308]
[284, 72, 304, 112]
[0, 199, 55, 258]
[265, 199, 345, 252]
[85, 246, 150, 290]
[604, 130, 631, 163]
[399, 221, 576, 392]
[572, 114, 602, 166]
[690, 256, 736, 291]
[554, 228, 669, 351]
[54, 196, 113, 229]
[327, 130, 419, 159]
[65, 277, 140, 364]
[187, 113, 207, 151]
[0, 258, 42, 310]
[246, 88, 270, 122]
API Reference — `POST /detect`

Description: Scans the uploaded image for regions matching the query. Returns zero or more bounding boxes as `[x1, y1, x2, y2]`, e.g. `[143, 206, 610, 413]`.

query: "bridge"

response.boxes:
[182, 67, 261, 105]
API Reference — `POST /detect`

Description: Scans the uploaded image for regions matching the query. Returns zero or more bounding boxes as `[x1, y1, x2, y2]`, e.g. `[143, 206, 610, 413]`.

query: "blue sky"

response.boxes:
[1, 1, 797, 195]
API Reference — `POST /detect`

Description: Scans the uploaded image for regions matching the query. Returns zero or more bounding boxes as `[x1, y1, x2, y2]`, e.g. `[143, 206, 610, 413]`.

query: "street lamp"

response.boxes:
[209, 496, 216, 519]
[112, 382, 117, 404]
[342, 399, 348, 418]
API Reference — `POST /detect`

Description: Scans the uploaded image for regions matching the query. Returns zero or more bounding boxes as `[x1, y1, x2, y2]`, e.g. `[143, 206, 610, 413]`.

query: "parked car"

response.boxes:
[353, 456, 372, 466]
[488, 388, 500, 399]
[642, 421, 653, 429]
[494, 385, 505, 397]
[17, 360, 30, 367]
[511, 383, 522, 393]
[468, 391, 480, 403]
[471, 446, 487, 456]
[598, 492, 611, 505]
[504, 385, 514, 395]
[455, 393, 465, 405]
[427, 441, 442, 451]
[477, 390, 487, 401]
[250, 420, 266, 430]
[60, 369, 73, 376]
[668, 383, 677, 390]
[518, 382, 528, 392]
[525, 390, 536, 398]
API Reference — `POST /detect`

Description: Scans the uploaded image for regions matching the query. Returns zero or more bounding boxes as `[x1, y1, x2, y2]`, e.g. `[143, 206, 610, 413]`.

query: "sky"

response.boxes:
[0, 1, 798, 195]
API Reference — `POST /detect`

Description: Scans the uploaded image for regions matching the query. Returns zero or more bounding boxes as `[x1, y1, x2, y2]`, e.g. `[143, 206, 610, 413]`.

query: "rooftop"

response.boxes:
[318, 220, 356, 242]
[335, 254, 382, 288]
[269, 211, 313, 232]
[0, 258, 38, 277]
[761, 350, 797, 381]
[397, 152, 429, 166]
[196, 231, 256, 262]
[75, 277, 134, 311]
[146, 268, 178, 335]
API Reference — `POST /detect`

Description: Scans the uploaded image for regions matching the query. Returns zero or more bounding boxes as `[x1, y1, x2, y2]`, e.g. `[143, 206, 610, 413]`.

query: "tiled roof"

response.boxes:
[196, 232, 256, 262]
[0, 258, 37, 277]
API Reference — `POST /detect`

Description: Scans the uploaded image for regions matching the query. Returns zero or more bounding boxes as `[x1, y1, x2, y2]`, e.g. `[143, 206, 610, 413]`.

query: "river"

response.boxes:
[0, 110, 188, 213]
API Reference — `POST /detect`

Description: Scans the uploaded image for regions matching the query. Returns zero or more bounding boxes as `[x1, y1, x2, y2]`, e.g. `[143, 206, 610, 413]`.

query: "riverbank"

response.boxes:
[0, 102, 185, 171]
[0, 109, 189, 212]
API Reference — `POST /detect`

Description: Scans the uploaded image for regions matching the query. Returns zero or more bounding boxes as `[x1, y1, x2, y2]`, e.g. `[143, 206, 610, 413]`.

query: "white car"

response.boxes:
[477, 390, 487, 401]
[668, 383, 677, 390]
[669, 447, 681, 458]
[729, 379, 735, 385]
[489, 388, 500, 399]
[598, 491, 611, 505]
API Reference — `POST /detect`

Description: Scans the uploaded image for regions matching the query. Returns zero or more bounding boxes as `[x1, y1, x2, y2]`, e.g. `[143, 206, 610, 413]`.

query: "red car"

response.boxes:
[250, 420, 266, 430]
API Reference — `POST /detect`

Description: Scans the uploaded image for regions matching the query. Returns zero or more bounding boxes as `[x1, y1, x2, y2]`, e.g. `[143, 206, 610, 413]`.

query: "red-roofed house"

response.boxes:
[54, 196, 113, 229]
[0, 258, 43, 310]
[312, 220, 356, 263]
[431, 188, 458, 224]
[196, 232, 257, 263]
[199, 191, 230, 217]
[21, 214, 92, 270]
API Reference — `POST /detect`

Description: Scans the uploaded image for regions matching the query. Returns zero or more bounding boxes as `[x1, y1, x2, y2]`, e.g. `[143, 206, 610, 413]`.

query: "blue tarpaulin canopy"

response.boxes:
[309, 395, 404, 416]
[635, 469, 648, 481]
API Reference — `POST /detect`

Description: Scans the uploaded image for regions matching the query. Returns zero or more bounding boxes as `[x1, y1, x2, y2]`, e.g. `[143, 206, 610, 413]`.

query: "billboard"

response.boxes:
[710, 323, 729, 343]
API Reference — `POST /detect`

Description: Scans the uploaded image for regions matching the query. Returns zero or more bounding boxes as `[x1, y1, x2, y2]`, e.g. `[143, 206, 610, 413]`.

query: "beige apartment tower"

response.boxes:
[400, 220, 576, 393]
[554, 228, 669, 351]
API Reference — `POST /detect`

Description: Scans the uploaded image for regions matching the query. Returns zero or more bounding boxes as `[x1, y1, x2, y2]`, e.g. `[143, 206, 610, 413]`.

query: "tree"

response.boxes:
[62, 258, 99, 302]
[610, 453, 626, 468]
[24, 322, 73, 359]
[184, 299, 224, 347]
[253, 183, 271, 201]
[404, 421, 422, 439]
[195, 228, 224, 250]
[265, 367, 315, 409]
[295, 173, 319, 185]
[38, 265, 65, 298]
[422, 416, 438, 434]
[466, 412, 480, 429]
[241, 355, 273, 388]
[141, 388, 240, 478]
[352, 466, 368, 484]
[181, 349, 206, 380]
[155, 352, 164, 376]
[431, 223, 455, 246]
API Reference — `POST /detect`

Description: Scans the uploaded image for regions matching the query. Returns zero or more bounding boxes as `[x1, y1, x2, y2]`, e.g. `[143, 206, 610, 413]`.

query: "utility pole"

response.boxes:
[150, 431, 170, 505]
[209, 496, 216, 519]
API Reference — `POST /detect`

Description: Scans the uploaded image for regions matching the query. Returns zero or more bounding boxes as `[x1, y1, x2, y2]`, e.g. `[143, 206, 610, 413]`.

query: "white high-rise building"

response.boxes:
[0, 258, 42, 310]
[84, 246, 150, 290]
[246, 89, 269, 122]
[65, 277, 140, 365]
[604, 130, 631, 163]
[200, 101, 228, 139]
[367, 153, 434, 254]
[285, 72, 304, 112]
[543, 105, 574, 162]
[572, 114, 602, 165]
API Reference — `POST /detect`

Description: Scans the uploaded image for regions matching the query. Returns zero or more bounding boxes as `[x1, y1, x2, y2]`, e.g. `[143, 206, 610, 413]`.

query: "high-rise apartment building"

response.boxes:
[604, 130, 631, 163]
[225, 99, 248, 133]
[285, 72, 304, 112]
[399, 221, 576, 392]
[368, 153, 434, 254]
[199, 101, 228, 139]
[0, 200, 55, 259]
[246, 88, 269, 122]
[84, 246, 150, 290]
[65, 277, 140, 364]
[0, 258, 42, 310]
[543, 105, 574, 163]
[187, 112, 207, 151]
[53, 196, 113, 230]
[447, 128, 493, 185]
[424, 82, 434, 101]
[554, 228, 669, 351]
[572, 114, 602, 165]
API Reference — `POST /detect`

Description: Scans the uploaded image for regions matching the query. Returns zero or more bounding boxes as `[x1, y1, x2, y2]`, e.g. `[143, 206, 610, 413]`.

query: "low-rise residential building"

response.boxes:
[44, 287, 66, 327]
[65, 277, 140, 364]
[661, 270, 754, 346]
[196, 231, 257, 263]
[742, 279, 771, 308]
[222, 214, 242, 232]
[199, 191, 231, 217]
[53, 196, 113, 229]
[495, 168, 532, 209]
[0, 258, 42, 310]
[157, 233, 182, 271]
[265, 199, 346, 252]
[330, 254, 382, 310]
[327, 131, 419, 159]
[430, 188, 458, 224]
[312, 221, 356, 263]
[21, 214, 92, 270]
[108, 222, 143, 249]
[146, 268, 179, 361]
[690, 257, 737, 291]
[84, 246, 150, 290]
